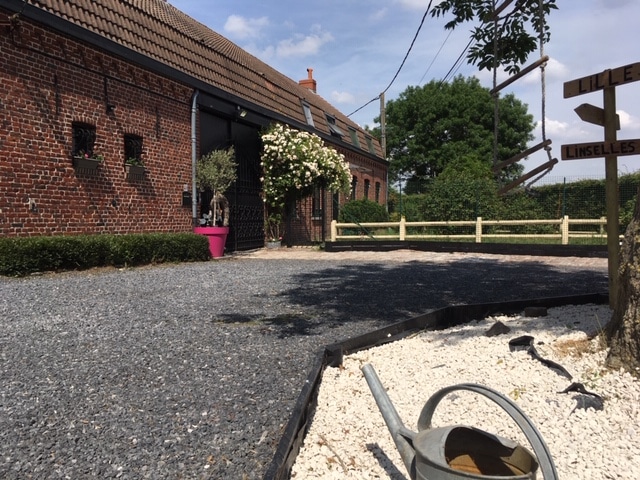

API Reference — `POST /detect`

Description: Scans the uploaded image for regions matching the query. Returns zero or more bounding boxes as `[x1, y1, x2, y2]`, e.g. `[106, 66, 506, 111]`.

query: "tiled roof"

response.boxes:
[22, 0, 383, 159]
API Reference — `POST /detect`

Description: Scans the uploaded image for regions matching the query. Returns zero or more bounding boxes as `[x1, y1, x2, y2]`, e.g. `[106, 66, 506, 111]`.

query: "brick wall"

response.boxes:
[0, 10, 194, 237]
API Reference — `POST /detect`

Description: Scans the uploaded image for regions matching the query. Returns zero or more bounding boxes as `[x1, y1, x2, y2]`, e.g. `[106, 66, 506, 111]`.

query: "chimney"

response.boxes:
[298, 68, 317, 93]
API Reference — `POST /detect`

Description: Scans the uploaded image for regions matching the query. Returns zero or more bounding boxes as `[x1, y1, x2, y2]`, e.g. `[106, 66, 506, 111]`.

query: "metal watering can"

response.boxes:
[362, 364, 558, 480]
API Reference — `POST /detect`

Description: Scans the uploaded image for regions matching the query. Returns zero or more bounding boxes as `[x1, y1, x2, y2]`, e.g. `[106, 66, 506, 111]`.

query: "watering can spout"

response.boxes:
[361, 363, 417, 478]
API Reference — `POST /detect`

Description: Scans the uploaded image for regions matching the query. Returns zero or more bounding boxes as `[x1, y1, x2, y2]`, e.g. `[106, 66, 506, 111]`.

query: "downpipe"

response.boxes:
[191, 90, 199, 227]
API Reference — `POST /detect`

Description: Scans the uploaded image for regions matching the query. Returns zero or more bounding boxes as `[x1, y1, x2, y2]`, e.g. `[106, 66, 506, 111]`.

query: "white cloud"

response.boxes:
[244, 43, 275, 62]
[274, 27, 334, 58]
[536, 118, 569, 137]
[395, 0, 430, 10]
[618, 110, 640, 130]
[223, 15, 269, 40]
[369, 8, 388, 22]
[535, 118, 595, 144]
[331, 91, 356, 104]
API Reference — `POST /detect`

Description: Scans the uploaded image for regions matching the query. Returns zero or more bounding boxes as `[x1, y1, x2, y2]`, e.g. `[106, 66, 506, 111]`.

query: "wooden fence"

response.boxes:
[330, 216, 610, 245]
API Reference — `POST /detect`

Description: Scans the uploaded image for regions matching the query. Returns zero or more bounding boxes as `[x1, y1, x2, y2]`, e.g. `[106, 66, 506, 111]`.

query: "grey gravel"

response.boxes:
[0, 250, 608, 479]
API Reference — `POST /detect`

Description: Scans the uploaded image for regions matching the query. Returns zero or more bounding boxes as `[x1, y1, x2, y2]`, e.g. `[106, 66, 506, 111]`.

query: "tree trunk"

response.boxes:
[606, 187, 640, 375]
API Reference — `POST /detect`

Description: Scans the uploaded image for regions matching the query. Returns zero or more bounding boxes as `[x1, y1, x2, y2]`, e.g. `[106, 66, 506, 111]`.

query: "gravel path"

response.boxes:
[0, 248, 608, 479]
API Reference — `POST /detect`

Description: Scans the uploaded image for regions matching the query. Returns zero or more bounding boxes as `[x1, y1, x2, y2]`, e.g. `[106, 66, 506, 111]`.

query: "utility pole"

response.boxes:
[380, 92, 386, 159]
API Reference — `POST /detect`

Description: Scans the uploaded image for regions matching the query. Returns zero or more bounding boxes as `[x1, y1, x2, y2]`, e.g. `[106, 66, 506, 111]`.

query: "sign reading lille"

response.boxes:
[561, 139, 640, 160]
[564, 62, 640, 98]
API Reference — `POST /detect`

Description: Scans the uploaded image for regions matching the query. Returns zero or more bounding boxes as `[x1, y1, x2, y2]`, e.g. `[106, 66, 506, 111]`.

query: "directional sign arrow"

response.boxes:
[575, 103, 620, 130]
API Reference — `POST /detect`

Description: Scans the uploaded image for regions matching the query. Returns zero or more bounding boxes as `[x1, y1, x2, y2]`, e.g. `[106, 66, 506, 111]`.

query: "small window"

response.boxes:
[325, 114, 343, 138]
[302, 101, 314, 127]
[348, 127, 360, 148]
[124, 134, 144, 165]
[72, 122, 97, 157]
[364, 179, 370, 200]
[375, 181, 381, 203]
[312, 185, 322, 218]
[351, 176, 357, 200]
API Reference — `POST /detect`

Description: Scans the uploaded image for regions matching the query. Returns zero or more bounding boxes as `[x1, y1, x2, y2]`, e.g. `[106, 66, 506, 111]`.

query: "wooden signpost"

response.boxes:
[563, 61, 640, 306]
[561, 139, 640, 160]
[574, 103, 620, 130]
[563, 62, 640, 98]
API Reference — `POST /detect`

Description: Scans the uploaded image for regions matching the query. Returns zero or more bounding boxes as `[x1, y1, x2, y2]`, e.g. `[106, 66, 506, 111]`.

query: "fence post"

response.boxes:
[600, 216, 606, 235]
[331, 220, 337, 242]
[475, 217, 482, 243]
[400, 216, 406, 241]
[561, 215, 569, 245]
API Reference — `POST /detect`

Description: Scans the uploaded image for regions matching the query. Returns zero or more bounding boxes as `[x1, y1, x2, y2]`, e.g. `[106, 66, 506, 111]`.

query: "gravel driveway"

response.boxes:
[0, 248, 608, 479]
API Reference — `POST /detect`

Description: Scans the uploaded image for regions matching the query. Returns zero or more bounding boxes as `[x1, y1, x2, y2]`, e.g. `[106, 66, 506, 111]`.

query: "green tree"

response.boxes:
[422, 156, 502, 222]
[431, 0, 557, 74]
[380, 76, 534, 187]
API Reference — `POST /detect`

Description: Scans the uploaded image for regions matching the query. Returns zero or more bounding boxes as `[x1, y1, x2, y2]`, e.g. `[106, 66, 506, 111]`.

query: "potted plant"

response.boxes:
[265, 211, 282, 248]
[73, 150, 104, 171]
[125, 156, 145, 176]
[193, 147, 237, 257]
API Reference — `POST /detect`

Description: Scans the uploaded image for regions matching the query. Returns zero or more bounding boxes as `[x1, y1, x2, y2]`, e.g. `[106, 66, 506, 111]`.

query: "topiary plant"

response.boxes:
[196, 147, 237, 226]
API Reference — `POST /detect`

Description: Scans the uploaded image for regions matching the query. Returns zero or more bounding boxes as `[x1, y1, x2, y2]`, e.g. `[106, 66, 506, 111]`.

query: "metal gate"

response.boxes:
[227, 122, 264, 251]
[199, 113, 265, 252]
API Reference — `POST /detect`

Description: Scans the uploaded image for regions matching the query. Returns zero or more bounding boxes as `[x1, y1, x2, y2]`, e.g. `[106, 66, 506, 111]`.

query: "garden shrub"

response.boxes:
[0, 233, 211, 276]
[339, 199, 389, 223]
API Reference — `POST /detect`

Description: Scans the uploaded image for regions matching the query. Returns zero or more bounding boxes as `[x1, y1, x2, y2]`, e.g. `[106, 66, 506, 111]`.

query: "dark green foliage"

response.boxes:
[392, 193, 428, 222]
[0, 233, 211, 276]
[378, 76, 534, 186]
[387, 173, 640, 237]
[339, 199, 389, 223]
[431, 0, 558, 74]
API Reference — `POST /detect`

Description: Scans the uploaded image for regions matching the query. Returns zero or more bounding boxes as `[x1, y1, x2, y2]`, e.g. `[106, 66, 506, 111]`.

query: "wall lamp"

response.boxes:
[236, 106, 247, 118]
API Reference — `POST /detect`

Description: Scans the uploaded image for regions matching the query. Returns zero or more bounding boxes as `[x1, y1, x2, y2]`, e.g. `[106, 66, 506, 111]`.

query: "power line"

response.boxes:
[347, 0, 434, 118]
[418, 28, 452, 85]
[438, 37, 473, 87]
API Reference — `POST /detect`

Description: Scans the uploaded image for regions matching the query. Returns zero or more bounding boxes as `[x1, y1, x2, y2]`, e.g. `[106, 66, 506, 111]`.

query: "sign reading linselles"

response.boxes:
[561, 139, 640, 160]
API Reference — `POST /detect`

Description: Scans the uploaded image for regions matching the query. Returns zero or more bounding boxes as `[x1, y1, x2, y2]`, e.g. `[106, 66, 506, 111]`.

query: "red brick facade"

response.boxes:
[1, 2, 388, 247]
[1, 11, 194, 237]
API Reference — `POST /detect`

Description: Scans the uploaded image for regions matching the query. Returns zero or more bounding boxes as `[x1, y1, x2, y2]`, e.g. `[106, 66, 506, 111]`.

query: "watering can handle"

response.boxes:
[417, 383, 558, 480]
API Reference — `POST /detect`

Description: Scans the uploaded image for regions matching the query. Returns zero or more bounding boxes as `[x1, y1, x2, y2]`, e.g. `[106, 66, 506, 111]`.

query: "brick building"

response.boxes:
[0, 0, 387, 250]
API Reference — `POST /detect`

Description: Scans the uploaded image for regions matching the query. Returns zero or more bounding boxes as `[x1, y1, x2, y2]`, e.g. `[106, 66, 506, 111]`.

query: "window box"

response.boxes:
[125, 163, 146, 177]
[72, 156, 102, 171]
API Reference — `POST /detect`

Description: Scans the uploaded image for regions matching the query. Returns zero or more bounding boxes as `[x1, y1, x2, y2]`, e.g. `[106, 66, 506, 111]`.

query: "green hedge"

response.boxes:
[339, 199, 389, 223]
[0, 233, 211, 276]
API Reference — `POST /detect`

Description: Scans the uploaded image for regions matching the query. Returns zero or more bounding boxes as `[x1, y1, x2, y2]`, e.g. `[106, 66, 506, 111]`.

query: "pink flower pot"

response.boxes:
[193, 226, 229, 258]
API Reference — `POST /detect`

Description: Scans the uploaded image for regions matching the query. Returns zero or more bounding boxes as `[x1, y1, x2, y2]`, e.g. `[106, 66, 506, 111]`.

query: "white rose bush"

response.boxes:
[260, 123, 351, 209]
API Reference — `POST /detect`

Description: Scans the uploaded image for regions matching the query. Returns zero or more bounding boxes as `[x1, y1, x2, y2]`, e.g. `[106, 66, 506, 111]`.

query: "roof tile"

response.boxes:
[25, 0, 383, 158]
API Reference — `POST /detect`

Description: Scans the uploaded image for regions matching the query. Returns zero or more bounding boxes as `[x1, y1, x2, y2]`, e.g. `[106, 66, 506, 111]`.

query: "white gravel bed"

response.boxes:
[292, 304, 640, 479]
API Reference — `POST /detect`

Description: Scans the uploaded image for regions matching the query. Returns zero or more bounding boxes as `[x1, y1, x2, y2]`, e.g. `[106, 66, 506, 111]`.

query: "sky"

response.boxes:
[170, 0, 640, 182]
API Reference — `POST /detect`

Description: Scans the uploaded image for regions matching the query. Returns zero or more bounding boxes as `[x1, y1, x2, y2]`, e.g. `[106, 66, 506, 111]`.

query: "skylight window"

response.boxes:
[365, 136, 376, 154]
[348, 127, 360, 148]
[325, 114, 343, 138]
[302, 101, 314, 127]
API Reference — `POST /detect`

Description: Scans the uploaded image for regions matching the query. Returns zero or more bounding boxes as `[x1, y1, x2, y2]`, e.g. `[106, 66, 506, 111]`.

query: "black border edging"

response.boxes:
[263, 292, 609, 480]
[324, 241, 608, 258]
